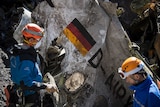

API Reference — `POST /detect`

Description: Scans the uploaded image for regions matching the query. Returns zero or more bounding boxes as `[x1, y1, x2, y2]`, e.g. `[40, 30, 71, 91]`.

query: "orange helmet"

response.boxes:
[118, 57, 145, 79]
[22, 23, 44, 40]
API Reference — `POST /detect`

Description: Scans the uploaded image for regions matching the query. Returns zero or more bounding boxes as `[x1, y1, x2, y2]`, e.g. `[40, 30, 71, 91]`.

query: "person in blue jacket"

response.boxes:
[118, 56, 160, 107]
[9, 23, 56, 106]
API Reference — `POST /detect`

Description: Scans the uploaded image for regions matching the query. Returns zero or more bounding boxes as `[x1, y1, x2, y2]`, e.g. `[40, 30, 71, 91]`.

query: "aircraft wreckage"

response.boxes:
[0, 0, 160, 107]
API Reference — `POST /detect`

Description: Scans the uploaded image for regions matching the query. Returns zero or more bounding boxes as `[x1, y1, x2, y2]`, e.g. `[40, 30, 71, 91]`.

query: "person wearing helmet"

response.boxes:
[8, 23, 56, 106]
[118, 56, 160, 107]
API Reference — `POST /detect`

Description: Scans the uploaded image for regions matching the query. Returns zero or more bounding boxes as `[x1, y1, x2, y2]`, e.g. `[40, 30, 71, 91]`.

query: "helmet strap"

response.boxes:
[23, 38, 34, 46]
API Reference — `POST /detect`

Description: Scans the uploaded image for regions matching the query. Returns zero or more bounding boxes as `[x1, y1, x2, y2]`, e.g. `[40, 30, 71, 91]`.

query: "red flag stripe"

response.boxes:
[67, 23, 92, 51]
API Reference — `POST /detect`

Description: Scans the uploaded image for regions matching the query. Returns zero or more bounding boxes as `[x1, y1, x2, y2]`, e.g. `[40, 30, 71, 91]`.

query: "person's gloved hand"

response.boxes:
[44, 83, 58, 93]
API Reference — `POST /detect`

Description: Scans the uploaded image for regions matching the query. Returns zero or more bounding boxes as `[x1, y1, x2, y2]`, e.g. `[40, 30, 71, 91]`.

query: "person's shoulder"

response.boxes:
[10, 44, 28, 55]
[149, 82, 160, 97]
[148, 91, 160, 105]
[12, 44, 37, 62]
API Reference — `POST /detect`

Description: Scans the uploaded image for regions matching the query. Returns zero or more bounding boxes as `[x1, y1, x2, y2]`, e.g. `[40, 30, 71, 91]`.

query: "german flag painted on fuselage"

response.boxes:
[63, 18, 96, 56]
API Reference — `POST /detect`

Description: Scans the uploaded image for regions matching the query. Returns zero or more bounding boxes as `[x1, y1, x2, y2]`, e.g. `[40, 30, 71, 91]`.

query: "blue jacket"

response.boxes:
[10, 45, 43, 96]
[130, 75, 160, 107]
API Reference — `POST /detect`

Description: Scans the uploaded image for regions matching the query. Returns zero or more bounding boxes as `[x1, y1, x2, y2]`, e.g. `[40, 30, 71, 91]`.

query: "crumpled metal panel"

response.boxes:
[31, 0, 133, 107]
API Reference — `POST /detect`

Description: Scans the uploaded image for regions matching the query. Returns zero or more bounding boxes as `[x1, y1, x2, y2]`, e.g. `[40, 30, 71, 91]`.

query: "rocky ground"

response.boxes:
[0, 50, 12, 106]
